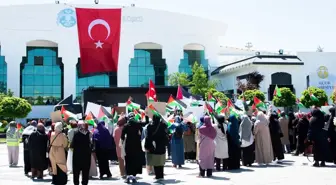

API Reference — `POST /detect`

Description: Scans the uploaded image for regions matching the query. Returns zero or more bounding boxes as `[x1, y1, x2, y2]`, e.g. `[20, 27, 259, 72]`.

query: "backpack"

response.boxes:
[174, 125, 183, 139]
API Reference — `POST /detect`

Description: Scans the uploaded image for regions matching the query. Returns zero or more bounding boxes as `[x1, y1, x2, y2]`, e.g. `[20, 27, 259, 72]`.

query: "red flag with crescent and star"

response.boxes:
[76, 8, 121, 74]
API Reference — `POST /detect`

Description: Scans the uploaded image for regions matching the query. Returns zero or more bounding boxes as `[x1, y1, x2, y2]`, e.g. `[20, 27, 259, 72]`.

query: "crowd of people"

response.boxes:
[5, 106, 336, 184]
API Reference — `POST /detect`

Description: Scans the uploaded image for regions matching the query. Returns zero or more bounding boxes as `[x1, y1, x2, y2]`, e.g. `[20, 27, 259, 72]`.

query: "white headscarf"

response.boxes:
[256, 112, 268, 126]
[55, 122, 63, 133]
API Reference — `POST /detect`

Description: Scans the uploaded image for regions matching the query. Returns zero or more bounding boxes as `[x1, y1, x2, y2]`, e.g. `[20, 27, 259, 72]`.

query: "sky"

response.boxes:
[2, 0, 336, 52]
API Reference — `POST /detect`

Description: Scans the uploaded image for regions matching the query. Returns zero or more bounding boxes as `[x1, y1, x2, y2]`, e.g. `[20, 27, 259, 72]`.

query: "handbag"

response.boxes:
[47, 133, 61, 153]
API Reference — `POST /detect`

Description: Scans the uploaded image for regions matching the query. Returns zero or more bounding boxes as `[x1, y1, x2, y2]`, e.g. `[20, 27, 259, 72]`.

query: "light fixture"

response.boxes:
[279, 49, 284, 55]
[131, 3, 135, 7]
[94, 0, 99, 4]
[255, 51, 260, 55]
[55, 0, 59, 4]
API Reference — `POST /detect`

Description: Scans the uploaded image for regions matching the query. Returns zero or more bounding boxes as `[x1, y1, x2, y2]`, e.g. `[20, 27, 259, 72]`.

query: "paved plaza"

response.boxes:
[0, 144, 335, 185]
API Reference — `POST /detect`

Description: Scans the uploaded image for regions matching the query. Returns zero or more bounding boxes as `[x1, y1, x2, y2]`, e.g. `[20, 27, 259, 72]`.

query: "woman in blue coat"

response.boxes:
[169, 116, 187, 168]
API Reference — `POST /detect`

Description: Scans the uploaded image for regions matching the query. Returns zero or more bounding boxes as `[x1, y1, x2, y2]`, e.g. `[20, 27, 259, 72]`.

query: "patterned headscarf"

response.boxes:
[78, 120, 88, 135]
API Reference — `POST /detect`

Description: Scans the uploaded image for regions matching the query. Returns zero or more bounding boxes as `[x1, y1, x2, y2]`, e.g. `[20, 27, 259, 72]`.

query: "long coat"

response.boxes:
[213, 124, 228, 159]
[279, 117, 290, 145]
[269, 118, 285, 160]
[121, 119, 144, 176]
[28, 130, 48, 170]
[308, 110, 331, 162]
[198, 133, 215, 169]
[169, 123, 187, 165]
[254, 118, 273, 164]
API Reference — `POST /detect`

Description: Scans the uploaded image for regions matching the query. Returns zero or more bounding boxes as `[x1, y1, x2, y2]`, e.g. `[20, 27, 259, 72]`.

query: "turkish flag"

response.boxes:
[76, 8, 121, 74]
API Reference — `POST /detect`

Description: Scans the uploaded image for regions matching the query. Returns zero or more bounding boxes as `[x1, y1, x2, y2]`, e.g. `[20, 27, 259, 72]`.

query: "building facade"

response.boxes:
[0, 2, 227, 113]
[212, 47, 336, 103]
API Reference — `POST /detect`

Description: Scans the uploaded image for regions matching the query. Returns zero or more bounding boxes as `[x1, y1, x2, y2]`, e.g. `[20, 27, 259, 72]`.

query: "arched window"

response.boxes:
[271, 72, 292, 85]
[179, 44, 208, 76]
[129, 43, 167, 87]
[20, 41, 63, 105]
[0, 47, 7, 93]
[75, 59, 117, 101]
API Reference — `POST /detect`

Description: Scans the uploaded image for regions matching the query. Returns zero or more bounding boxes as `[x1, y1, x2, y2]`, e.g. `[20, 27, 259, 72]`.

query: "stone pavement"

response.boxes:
[0, 144, 335, 185]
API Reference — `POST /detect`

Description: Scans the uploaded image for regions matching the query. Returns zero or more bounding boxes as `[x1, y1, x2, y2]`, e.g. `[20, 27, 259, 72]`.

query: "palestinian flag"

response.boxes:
[253, 96, 267, 110]
[190, 96, 202, 107]
[296, 98, 306, 109]
[166, 105, 174, 113]
[184, 113, 198, 124]
[85, 112, 96, 126]
[277, 109, 281, 116]
[63, 110, 78, 122]
[215, 99, 225, 114]
[148, 104, 160, 116]
[167, 95, 184, 110]
[126, 97, 141, 112]
[252, 103, 256, 110]
[146, 79, 157, 103]
[61, 105, 66, 118]
[17, 124, 23, 133]
[97, 106, 110, 125]
[111, 107, 118, 123]
[309, 92, 319, 102]
[207, 93, 216, 102]
[227, 99, 234, 108]
[273, 85, 282, 97]
[176, 85, 184, 100]
[204, 102, 214, 114]
[162, 114, 174, 133]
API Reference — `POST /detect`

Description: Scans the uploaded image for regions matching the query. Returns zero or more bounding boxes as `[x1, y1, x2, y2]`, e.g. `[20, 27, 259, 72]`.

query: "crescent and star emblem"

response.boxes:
[88, 19, 111, 49]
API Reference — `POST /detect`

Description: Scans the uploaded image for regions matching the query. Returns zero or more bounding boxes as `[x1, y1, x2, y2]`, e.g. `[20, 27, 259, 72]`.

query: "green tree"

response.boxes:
[300, 87, 328, 107]
[190, 62, 218, 97]
[273, 87, 296, 107]
[205, 88, 229, 102]
[239, 89, 265, 103]
[330, 88, 336, 103]
[0, 96, 32, 119]
[168, 72, 190, 86]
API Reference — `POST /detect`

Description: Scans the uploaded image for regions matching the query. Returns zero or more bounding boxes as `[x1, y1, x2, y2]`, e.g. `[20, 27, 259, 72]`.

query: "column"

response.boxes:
[1, 41, 26, 97]
[58, 45, 78, 99]
[162, 45, 184, 85]
[118, 41, 134, 87]
[60, 53, 77, 99]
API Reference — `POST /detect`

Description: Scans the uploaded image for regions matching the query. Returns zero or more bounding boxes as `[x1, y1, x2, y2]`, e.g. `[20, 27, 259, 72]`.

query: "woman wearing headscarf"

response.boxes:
[22, 121, 37, 175]
[169, 116, 188, 168]
[28, 123, 48, 179]
[328, 107, 336, 164]
[227, 115, 241, 170]
[49, 122, 68, 184]
[213, 115, 228, 171]
[93, 120, 113, 179]
[145, 114, 169, 181]
[183, 121, 196, 162]
[294, 113, 309, 156]
[6, 121, 20, 167]
[88, 124, 98, 178]
[269, 113, 284, 162]
[121, 112, 146, 183]
[197, 116, 216, 177]
[71, 121, 91, 185]
[308, 109, 331, 167]
[288, 112, 296, 151]
[195, 117, 204, 163]
[254, 112, 273, 164]
[239, 115, 254, 166]
[278, 112, 290, 153]
[113, 115, 126, 178]
[67, 121, 78, 174]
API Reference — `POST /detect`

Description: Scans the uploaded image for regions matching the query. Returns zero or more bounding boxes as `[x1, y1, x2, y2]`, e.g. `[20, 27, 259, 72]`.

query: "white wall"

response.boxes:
[0, 3, 227, 98]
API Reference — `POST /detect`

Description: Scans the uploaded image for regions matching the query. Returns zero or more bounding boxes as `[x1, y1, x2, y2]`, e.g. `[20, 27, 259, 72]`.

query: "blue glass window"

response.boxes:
[0, 47, 7, 93]
[20, 47, 63, 105]
[75, 59, 117, 102]
[179, 50, 208, 76]
[129, 49, 167, 87]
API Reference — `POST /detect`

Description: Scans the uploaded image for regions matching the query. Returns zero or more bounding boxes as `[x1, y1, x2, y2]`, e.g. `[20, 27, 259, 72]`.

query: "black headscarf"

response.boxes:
[216, 115, 225, 134]
[310, 108, 325, 129]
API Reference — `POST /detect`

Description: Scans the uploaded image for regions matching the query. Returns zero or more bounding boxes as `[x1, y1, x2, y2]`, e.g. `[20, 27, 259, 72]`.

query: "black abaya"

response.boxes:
[241, 143, 255, 166]
[269, 115, 284, 161]
[121, 119, 144, 176]
[71, 131, 91, 185]
[28, 130, 48, 171]
[227, 132, 241, 170]
[22, 134, 31, 174]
